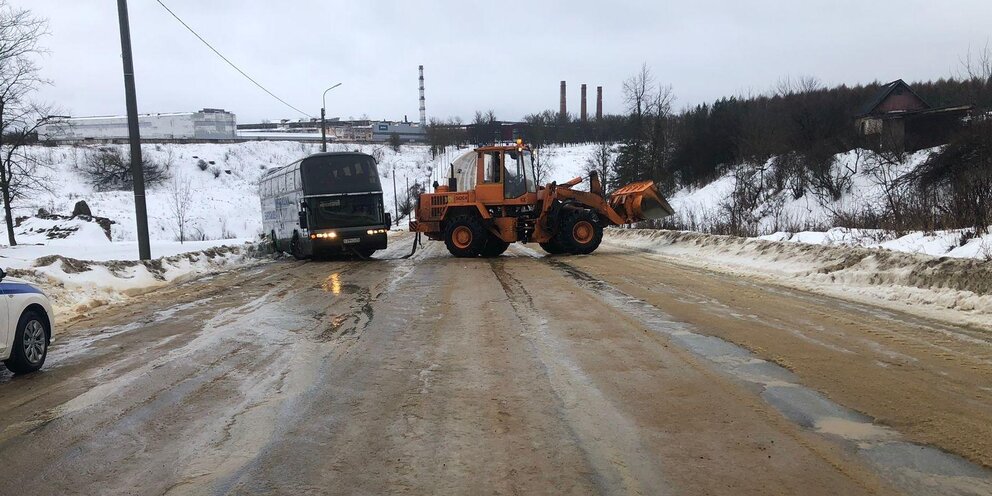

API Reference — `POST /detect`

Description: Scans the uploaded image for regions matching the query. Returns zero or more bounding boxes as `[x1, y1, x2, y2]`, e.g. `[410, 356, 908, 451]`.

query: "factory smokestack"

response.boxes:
[580, 84, 588, 122]
[419, 65, 427, 128]
[596, 86, 603, 120]
[559, 81, 567, 119]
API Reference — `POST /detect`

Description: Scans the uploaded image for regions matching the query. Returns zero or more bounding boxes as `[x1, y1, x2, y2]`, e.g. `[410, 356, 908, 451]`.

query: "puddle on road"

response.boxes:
[547, 258, 992, 496]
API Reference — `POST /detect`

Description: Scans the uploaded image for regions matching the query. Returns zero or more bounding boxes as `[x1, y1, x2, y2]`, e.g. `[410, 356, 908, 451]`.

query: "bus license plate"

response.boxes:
[344, 238, 360, 244]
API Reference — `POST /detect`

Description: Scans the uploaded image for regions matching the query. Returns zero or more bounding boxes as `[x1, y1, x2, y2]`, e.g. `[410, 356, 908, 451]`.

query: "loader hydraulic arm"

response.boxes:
[547, 174, 674, 227]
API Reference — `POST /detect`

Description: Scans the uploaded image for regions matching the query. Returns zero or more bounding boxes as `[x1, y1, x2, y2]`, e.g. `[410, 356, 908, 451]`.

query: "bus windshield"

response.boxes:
[307, 194, 383, 229]
[301, 154, 382, 195]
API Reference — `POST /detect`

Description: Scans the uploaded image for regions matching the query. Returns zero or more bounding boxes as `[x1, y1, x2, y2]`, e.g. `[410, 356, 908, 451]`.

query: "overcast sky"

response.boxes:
[21, 0, 992, 123]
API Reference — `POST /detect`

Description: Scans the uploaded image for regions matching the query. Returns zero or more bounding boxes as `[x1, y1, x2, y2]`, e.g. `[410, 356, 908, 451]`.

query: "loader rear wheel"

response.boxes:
[481, 235, 510, 258]
[444, 215, 486, 257]
[560, 211, 603, 255]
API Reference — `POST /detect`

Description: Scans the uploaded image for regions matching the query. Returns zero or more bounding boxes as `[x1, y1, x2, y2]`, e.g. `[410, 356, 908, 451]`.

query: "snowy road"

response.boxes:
[1, 232, 991, 495]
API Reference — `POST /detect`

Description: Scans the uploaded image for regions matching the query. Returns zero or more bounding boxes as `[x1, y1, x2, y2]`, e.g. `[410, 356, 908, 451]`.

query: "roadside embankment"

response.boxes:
[605, 229, 992, 331]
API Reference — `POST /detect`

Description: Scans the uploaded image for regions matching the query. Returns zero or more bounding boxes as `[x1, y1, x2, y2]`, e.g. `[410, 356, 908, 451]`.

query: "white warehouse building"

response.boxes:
[39, 108, 237, 141]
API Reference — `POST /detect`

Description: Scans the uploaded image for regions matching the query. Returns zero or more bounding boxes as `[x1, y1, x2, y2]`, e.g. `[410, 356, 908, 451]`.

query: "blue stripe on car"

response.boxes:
[0, 283, 44, 295]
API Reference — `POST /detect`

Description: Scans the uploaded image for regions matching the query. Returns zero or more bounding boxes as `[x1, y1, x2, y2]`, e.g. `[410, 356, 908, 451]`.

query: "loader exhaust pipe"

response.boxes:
[608, 180, 674, 223]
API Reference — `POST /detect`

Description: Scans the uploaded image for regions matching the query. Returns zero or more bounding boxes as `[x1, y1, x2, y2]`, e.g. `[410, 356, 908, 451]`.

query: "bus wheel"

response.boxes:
[290, 233, 307, 260]
[443, 215, 486, 258]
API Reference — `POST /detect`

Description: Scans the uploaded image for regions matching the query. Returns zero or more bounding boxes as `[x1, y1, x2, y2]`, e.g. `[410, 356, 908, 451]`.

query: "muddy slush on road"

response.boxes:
[1, 233, 992, 495]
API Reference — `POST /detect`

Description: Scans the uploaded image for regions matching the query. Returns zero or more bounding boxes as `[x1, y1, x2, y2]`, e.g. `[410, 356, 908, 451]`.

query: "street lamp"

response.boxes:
[322, 83, 342, 152]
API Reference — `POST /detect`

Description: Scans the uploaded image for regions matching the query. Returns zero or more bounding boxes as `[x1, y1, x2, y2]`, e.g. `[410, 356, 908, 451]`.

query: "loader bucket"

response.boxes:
[609, 180, 675, 223]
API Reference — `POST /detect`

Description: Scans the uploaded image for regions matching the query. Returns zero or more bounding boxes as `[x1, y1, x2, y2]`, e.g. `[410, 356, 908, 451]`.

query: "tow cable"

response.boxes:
[347, 232, 422, 261]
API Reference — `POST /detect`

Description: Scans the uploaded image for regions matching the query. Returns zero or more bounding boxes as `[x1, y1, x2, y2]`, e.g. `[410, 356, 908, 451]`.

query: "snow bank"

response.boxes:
[8, 243, 266, 319]
[605, 229, 992, 331]
[758, 227, 992, 259]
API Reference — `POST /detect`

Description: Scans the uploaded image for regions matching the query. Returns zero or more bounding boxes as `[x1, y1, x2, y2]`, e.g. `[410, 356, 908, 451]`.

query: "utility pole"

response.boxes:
[321, 83, 342, 152]
[117, 0, 151, 260]
[320, 107, 326, 152]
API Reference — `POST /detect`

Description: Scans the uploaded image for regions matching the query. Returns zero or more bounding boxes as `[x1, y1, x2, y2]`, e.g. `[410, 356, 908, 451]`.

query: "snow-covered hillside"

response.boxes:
[667, 148, 992, 260]
[3, 141, 597, 248]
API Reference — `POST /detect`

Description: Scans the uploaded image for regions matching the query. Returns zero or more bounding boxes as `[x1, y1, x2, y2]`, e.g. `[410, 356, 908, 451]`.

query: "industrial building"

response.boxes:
[371, 121, 426, 143]
[38, 108, 237, 141]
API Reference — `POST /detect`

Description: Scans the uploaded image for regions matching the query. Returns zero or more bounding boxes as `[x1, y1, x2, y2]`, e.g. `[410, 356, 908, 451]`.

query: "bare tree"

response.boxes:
[623, 63, 654, 119]
[774, 75, 823, 97]
[584, 142, 615, 191]
[0, 2, 51, 246]
[959, 40, 992, 83]
[167, 170, 195, 243]
[533, 146, 556, 185]
[397, 181, 424, 221]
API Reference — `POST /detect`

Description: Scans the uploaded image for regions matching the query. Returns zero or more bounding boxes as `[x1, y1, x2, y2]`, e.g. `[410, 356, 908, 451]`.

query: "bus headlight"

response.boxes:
[314, 232, 338, 239]
[367, 229, 387, 235]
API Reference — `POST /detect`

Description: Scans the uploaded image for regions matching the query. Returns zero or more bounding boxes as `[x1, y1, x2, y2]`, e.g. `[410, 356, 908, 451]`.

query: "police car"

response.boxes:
[0, 268, 54, 374]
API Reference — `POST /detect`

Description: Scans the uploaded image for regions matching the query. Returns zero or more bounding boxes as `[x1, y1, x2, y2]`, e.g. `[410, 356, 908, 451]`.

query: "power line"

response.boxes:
[153, 0, 314, 119]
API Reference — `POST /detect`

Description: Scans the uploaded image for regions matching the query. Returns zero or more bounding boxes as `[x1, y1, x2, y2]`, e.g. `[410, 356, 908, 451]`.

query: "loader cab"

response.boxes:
[475, 144, 537, 204]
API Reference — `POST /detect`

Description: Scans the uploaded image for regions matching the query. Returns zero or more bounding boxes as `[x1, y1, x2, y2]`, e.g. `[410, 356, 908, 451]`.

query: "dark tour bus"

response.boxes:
[260, 152, 390, 259]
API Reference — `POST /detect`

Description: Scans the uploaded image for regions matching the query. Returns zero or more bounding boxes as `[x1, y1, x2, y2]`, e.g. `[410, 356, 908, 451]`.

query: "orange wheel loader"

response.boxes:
[409, 141, 675, 257]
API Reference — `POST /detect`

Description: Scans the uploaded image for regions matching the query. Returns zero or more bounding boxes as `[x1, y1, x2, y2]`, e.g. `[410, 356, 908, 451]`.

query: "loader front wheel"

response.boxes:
[560, 211, 603, 255]
[481, 235, 510, 258]
[444, 215, 486, 257]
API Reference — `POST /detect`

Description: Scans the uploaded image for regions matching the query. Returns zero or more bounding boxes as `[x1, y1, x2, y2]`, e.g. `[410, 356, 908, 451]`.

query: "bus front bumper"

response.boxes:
[309, 228, 388, 251]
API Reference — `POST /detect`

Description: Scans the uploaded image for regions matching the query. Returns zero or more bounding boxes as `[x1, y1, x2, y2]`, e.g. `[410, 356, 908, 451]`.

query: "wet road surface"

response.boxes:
[1, 232, 991, 495]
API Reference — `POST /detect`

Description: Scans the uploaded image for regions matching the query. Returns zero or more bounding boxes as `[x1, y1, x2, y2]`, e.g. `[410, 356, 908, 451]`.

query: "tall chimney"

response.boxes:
[559, 81, 567, 119]
[418, 65, 427, 128]
[580, 84, 588, 122]
[596, 86, 603, 120]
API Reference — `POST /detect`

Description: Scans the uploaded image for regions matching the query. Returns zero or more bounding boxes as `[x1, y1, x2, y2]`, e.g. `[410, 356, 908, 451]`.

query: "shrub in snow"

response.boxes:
[912, 119, 992, 234]
[197, 159, 209, 171]
[79, 148, 167, 191]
